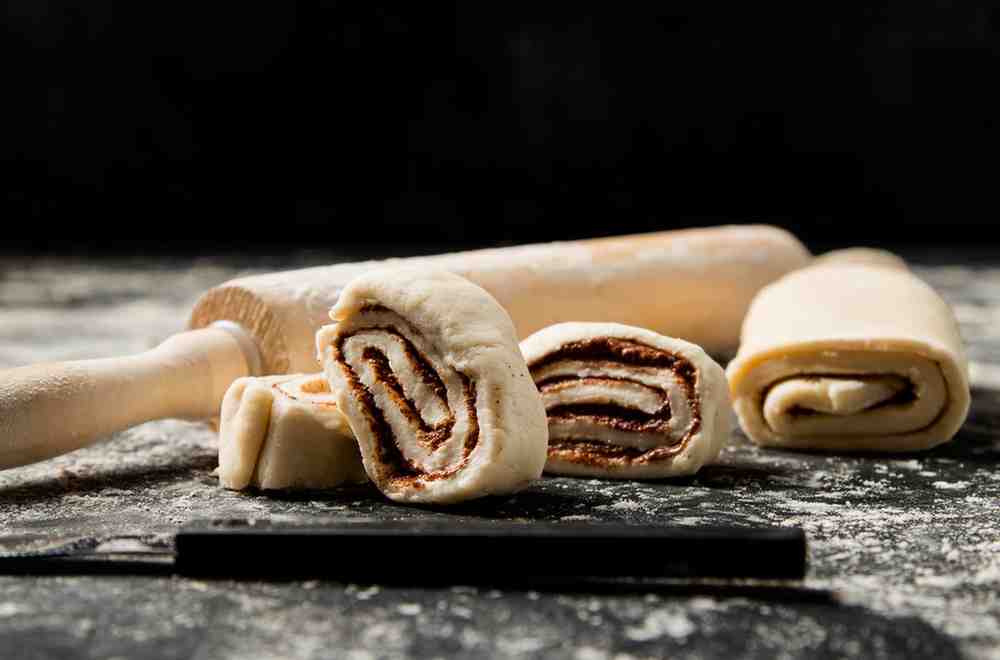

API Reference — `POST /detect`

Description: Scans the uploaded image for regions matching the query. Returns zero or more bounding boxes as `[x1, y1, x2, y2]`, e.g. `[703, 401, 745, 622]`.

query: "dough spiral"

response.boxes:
[217, 373, 366, 490]
[317, 269, 548, 504]
[727, 253, 970, 451]
[521, 323, 730, 479]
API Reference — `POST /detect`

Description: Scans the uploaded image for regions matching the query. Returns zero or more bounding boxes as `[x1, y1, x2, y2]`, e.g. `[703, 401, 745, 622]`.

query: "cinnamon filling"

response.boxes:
[298, 379, 331, 395]
[529, 337, 701, 465]
[546, 404, 673, 434]
[531, 337, 693, 371]
[362, 346, 453, 450]
[273, 379, 337, 408]
[334, 324, 479, 486]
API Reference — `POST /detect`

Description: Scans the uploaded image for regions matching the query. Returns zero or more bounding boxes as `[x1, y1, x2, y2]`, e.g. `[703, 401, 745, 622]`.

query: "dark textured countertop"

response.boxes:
[1, 253, 997, 660]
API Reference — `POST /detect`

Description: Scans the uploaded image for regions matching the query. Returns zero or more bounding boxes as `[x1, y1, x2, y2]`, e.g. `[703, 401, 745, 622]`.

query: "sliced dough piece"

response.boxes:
[218, 374, 367, 490]
[520, 322, 730, 479]
[727, 254, 970, 451]
[316, 269, 549, 504]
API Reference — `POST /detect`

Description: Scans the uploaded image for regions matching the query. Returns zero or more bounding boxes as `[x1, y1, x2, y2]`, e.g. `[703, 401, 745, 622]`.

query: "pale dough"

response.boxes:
[727, 255, 970, 451]
[316, 269, 549, 504]
[520, 322, 730, 479]
[217, 373, 367, 490]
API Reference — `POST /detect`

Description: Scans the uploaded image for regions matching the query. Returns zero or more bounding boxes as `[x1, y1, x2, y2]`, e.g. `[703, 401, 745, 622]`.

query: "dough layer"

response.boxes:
[727, 255, 970, 451]
[521, 323, 730, 478]
[217, 374, 367, 490]
[317, 269, 548, 504]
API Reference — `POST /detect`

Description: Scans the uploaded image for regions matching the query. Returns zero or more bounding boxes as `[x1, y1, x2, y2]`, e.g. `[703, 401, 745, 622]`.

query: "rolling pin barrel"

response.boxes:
[189, 225, 812, 371]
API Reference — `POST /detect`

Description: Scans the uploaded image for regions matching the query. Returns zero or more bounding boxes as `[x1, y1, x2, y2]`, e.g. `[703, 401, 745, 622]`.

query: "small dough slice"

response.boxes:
[316, 268, 549, 504]
[520, 322, 731, 479]
[218, 374, 367, 490]
[727, 252, 970, 451]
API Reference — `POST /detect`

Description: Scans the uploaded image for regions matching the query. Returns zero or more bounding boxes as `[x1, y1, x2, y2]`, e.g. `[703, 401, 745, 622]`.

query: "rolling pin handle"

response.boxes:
[210, 321, 264, 377]
[0, 327, 254, 470]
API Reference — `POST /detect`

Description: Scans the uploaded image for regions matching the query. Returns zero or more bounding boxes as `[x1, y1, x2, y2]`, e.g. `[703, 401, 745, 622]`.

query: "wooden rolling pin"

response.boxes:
[0, 225, 810, 469]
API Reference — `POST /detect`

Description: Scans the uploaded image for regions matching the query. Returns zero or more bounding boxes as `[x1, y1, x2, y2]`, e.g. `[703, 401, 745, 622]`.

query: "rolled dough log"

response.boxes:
[316, 269, 548, 504]
[218, 374, 367, 490]
[727, 256, 970, 451]
[520, 322, 730, 479]
[190, 225, 811, 373]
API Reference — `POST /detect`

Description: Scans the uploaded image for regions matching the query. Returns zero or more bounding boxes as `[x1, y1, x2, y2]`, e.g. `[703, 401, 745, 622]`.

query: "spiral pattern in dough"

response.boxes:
[330, 306, 480, 483]
[728, 255, 970, 452]
[522, 323, 730, 479]
[317, 269, 548, 504]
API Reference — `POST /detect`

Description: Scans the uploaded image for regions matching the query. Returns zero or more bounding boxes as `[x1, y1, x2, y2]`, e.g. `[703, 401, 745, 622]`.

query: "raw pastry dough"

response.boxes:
[316, 269, 548, 504]
[218, 374, 366, 490]
[520, 323, 730, 478]
[727, 255, 970, 451]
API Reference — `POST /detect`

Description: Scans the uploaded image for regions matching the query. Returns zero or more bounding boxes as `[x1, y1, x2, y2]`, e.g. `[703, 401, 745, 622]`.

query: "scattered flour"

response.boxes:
[354, 586, 380, 601]
[497, 635, 547, 654]
[594, 500, 644, 513]
[890, 460, 922, 471]
[0, 602, 30, 617]
[451, 605, 473, 619]
[574, 647, 608, 660]
[775, 499, 841, 514]
[625, 609, 696, 642]
[933, 481, 971, 491]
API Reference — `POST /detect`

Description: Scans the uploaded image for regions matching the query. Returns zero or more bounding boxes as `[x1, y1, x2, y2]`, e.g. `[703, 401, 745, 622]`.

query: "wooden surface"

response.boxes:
[0, 253, 998, 660]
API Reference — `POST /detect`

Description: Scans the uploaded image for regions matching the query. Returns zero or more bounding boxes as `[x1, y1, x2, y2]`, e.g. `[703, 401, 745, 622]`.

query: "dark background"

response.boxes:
[2, 3, 997, 254]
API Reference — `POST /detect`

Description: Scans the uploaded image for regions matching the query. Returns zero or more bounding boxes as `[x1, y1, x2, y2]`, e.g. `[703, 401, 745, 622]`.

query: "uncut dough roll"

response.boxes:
[727, 256, 970, 452]
[520, 323, 730, 479]
[218, 374, 367, 490]
[316, 269, 548, 504]
[190, 225, 811, 371]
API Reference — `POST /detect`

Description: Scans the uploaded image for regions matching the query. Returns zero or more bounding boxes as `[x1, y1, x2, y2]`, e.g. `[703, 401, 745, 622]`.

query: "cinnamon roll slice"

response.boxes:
[218, 374, 367, 490]
[727, 252, 970, 452]
[521, 323, 730, 479]
[316, 269, 548, 504]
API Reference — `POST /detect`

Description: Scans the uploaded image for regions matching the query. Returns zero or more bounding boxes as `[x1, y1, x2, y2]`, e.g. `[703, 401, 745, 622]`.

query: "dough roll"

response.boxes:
[190, 225, 811, 373]
[727, 255, 970, 452]
[316, 269, 548, 504]
[218, 373, 367, 490]
[521, 323, 730, 479]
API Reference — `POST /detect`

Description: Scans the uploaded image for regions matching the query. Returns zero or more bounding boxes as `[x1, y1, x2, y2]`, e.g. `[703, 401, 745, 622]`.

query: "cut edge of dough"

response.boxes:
[728, 338, 971, 452]
[522, 321, 731, 479]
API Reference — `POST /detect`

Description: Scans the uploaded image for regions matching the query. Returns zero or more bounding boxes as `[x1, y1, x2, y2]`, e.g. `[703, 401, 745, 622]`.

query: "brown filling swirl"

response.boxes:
[529, 337, 700, 466]
[273, 377, 338, 408]
[333, 323, 479, 488]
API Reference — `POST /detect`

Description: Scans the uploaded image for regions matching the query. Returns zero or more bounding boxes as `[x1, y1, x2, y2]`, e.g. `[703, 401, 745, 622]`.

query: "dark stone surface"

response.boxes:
[1, 254, 998, 659]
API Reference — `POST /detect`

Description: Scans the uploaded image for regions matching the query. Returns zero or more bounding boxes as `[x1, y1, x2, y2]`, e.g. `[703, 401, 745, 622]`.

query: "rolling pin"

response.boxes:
[0, 225, 810, 470]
